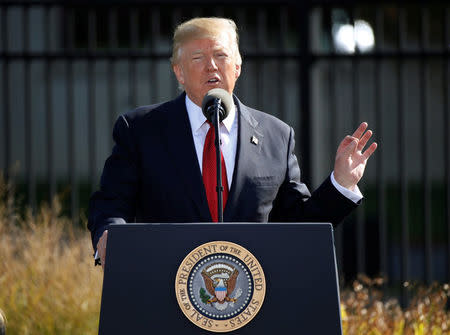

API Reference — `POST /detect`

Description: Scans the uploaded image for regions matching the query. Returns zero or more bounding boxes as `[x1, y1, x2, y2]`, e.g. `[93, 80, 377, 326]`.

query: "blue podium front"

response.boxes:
[99, 223, 342, 335]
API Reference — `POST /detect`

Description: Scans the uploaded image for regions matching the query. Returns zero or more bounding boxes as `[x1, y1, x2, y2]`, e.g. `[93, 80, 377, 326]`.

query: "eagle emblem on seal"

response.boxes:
[201, 263, 239, 304]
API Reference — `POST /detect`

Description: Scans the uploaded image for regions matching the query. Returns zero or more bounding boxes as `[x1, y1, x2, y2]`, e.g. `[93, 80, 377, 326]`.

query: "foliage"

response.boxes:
[200, 287, 211, 304]
[341, 275, 450, 335]
[0, 174, 102, 335]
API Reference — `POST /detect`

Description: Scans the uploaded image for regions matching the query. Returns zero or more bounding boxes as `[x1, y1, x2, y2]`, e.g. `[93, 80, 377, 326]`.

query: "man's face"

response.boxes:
[172, 33, 241, 107]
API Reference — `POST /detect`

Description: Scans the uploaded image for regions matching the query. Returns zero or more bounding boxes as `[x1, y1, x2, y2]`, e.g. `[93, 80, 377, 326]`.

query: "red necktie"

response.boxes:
[202, 122, 229, 222]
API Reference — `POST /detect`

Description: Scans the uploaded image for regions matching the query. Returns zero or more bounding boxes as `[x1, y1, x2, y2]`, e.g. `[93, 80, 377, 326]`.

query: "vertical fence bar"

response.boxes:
[327, 6, 344, 281]
[2, 7, 11, 179]
[397, 5, 409, 305]
[419, 7, 432, 285]
[88, 7, 97, 193]
[23, 5, 36, 210]
[255, 9, 265, 110]
[277, 6, 287, 122]
[66, 7, 78, 224]
[444, 7, 450, 283]
[129, 7, 138, 108]
[375, 6, 387, 279]
[297, 2, 312, 186]
[236, 9, 246, 99]
[149, 7, 159, 102]
[44, 4, 55, 204]
[331, 67, 345, 280]
[171, 8, 182, 95]
[108, 7, 117, 142]
[350, 7, 366, 275]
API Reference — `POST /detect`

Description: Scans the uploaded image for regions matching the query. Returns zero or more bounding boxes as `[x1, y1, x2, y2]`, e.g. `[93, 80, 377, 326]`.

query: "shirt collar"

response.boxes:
[185, 94, 236, 134]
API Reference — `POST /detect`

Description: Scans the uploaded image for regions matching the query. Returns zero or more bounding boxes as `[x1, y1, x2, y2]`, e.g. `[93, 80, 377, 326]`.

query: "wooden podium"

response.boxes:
[99, 223, 343, 334]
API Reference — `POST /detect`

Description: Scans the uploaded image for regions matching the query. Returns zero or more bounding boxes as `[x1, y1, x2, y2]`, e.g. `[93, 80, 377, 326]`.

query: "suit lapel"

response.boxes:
[163, 93, 211, 221]
[225, 97, 264, 221]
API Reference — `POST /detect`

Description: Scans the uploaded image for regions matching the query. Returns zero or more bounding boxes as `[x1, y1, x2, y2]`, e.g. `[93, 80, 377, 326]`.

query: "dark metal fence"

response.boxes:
[1, 1, 449, 297]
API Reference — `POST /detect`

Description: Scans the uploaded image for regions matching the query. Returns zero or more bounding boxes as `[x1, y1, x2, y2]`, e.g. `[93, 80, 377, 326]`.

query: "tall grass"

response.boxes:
[0, 175, 102, 335]
[341, 276, 450, 334]
[0, 174, 449, 334]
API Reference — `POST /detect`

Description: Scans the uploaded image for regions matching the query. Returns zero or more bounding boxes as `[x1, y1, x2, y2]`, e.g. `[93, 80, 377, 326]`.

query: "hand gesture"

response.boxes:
[333, 122, 378, 191]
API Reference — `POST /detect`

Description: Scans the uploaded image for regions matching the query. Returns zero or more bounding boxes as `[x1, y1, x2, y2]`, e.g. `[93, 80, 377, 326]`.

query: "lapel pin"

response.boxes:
[250, 136, 259, 145]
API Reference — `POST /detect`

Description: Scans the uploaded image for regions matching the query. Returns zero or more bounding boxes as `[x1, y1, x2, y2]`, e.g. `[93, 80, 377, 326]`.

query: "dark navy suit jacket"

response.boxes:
[88, 93, 358, 251]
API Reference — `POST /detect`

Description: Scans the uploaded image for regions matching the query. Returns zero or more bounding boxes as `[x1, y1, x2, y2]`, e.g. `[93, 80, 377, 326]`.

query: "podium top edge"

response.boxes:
[107, 222, 333, 227]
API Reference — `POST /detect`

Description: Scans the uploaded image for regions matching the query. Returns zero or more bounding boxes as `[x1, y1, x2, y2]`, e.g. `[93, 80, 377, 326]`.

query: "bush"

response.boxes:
[0, 175, 102, 335]
[341, 275, 450, 335]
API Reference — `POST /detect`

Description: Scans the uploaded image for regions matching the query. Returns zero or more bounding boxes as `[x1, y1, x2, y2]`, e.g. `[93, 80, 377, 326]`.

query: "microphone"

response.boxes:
[201, 88, 233, 123]
[201, 88, 233, 223]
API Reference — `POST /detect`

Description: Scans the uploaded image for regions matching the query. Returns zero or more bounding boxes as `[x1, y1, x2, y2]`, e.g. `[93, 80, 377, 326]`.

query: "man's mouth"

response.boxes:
[207, 78, 220, 84]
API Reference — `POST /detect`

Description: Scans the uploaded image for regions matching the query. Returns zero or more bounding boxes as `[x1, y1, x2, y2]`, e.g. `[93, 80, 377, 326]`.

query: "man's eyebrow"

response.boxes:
[191, 50, 204, 55]
[213, 46, 230, 53]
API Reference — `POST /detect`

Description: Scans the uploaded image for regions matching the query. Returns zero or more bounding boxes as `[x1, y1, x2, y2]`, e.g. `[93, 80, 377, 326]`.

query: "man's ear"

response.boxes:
[235, 64, 241, 79]
[173, 64, 185, 85]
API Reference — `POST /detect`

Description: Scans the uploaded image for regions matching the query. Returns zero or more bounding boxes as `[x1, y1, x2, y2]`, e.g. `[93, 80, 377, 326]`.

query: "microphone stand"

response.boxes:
[209, 99, 224, 223]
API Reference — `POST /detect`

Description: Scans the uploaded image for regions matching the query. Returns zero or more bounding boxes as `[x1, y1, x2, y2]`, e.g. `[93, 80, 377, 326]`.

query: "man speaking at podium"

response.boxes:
[88, 17, 377, 268]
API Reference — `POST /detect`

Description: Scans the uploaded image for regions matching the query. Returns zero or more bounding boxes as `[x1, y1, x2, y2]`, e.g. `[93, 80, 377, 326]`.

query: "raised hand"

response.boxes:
[333, 122, 378, 191]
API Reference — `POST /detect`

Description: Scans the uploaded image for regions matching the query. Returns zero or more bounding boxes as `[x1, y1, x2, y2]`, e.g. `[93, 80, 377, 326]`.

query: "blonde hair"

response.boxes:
[171, 17, 242, 66]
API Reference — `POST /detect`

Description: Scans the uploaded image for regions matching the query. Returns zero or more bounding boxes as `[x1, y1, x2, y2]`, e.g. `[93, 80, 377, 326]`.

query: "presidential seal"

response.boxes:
[175, 241, 266, 333]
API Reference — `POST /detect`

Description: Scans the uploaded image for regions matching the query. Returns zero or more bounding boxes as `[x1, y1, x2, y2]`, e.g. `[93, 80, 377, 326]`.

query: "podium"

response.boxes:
[99, 223, 343, 334]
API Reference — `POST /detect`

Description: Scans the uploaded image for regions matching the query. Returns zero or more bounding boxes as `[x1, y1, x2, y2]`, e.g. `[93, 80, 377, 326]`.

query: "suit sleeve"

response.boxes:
[269, 127, 358, 226]
[87, 115, 139, 252]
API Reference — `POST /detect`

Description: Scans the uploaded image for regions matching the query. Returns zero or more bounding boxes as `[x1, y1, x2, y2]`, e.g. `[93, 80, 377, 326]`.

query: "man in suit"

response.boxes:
[88, 17, 377, 268]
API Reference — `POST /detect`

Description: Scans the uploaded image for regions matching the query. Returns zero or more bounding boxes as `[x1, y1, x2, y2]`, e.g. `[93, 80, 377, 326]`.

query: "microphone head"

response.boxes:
[201, 88, 233, 122]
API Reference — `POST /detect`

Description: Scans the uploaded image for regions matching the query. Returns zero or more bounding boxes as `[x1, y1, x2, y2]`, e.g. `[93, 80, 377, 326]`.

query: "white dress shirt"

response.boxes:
[185, 95, 237, 188]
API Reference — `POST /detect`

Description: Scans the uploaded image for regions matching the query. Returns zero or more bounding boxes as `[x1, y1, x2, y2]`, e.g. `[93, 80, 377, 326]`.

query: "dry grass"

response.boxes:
[341, 276, 450, 334]
[0, 175, 102, 335]
[0, 173, 449, 334]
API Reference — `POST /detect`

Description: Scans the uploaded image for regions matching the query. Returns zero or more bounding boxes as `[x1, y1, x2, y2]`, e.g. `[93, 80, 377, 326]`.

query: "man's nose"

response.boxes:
[206, 57, 218, 71]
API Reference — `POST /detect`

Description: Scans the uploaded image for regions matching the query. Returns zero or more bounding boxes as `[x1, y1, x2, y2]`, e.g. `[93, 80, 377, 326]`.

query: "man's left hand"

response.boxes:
[334, 122, 378, 191]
